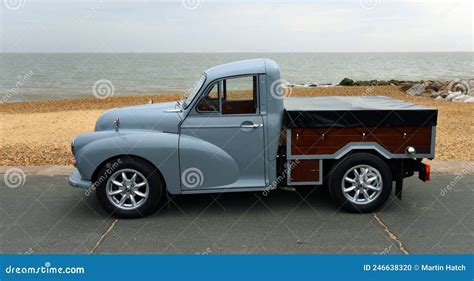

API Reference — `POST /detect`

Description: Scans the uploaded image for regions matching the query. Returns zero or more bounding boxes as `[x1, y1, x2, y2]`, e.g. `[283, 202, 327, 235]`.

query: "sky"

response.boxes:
[1, 0, 472, 53]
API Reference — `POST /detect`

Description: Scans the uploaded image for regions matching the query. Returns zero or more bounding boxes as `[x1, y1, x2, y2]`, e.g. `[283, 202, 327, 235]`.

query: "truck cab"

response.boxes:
[69, 59, 436, 218]
[178, 59, 283, 192]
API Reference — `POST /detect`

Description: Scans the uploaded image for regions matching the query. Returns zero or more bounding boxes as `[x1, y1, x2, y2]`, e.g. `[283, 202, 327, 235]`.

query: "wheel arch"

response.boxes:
[74, 130, 180, 194]
[333, 146, 391, 160]
[91, 154, 167, 191]
[324, 149, 394, 180]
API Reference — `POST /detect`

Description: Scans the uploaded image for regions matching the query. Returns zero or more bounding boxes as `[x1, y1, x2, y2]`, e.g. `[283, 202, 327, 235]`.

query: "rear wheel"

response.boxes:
[96, 157, 164, 218]
[328, 153, 392, 213]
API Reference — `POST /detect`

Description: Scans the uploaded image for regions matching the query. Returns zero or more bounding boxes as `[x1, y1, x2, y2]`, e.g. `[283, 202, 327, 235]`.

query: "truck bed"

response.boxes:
[283, 96, 437, 186]
[283, 96, 437, 128]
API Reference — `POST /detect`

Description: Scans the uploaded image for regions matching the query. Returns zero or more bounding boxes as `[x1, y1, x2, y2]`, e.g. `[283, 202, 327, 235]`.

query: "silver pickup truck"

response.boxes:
[69, 59, 437, 218]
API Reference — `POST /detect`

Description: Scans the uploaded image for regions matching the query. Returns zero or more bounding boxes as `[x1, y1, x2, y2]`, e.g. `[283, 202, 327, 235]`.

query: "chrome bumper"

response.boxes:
[69, 168, 92, 189]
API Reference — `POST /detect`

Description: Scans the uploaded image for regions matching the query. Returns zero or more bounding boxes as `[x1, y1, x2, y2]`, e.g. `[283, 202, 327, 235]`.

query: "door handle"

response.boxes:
[241, 123, 263, 128]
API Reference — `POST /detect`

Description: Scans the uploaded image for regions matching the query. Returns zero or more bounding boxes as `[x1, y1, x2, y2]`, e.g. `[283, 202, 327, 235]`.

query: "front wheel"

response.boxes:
[96, 157, 164, 218]
[328, 153, 392, 213]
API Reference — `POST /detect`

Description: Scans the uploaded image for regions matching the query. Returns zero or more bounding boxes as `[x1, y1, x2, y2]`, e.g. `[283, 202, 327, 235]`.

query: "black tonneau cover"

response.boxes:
[283, 96, 437, 128]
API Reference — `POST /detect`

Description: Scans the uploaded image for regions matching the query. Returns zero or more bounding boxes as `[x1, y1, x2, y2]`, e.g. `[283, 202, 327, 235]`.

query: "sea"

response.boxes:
[1, 52, 473, 102]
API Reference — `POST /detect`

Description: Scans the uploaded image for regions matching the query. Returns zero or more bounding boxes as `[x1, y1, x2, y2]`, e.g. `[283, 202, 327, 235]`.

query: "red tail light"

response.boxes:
[419, 163, 430, 182]
[425, 164, 430, 181]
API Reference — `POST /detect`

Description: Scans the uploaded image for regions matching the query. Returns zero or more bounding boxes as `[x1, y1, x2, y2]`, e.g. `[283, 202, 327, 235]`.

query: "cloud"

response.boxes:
[1, 0, 472, 52]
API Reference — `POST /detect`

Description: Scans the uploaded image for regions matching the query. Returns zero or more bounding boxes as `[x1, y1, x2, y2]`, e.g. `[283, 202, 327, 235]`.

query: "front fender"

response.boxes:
[74, 130, 180, 194]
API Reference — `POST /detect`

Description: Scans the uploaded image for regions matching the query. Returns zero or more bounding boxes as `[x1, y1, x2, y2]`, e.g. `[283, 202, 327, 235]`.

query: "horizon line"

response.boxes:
[1, 51, 473, 54]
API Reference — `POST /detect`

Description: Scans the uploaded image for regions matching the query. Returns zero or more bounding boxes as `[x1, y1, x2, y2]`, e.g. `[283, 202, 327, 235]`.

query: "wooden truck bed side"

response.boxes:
[291, 127, 433, 155]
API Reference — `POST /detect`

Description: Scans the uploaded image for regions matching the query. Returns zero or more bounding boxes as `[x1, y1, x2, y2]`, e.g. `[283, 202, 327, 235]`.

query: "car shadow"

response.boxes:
[151, 185, 338, 218]
[78, 184, 340, 219]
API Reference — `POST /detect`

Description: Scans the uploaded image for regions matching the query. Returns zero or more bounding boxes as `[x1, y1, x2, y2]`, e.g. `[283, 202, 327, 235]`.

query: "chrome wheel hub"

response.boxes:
[106, 169, 149, 210]
[341, 164, 382, 205]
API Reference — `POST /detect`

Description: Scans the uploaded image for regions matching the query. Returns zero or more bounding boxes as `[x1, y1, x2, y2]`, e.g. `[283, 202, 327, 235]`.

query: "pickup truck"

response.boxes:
[69, 59, 437, 218]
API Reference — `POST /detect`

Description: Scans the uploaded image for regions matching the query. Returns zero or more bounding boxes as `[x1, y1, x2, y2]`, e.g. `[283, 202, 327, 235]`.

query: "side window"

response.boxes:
[196, 75, 258, 115]
[197, 83, 219, 112]
[222, 76, 257, 115]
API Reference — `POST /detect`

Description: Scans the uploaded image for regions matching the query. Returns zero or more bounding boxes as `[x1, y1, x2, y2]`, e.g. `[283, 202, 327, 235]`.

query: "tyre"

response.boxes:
[96, 157, 164, 218]
[328, 153, 392, 213]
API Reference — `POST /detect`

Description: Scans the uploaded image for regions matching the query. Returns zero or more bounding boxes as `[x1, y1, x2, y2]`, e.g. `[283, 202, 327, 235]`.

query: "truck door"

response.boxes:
[179, 75, 266, 191]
